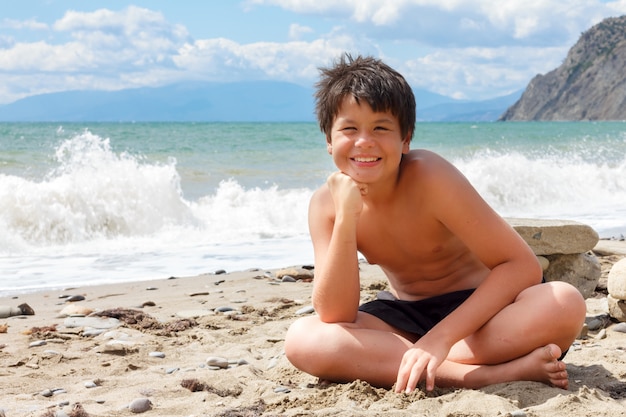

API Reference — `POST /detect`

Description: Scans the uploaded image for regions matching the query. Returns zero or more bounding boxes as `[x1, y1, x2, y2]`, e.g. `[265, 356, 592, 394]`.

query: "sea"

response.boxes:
[1, 122, 625, 295]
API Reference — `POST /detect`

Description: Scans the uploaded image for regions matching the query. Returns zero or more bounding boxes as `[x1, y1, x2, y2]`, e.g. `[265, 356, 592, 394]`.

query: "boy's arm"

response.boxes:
[308, 172, 364, 323]
[396, 153, 543, 392]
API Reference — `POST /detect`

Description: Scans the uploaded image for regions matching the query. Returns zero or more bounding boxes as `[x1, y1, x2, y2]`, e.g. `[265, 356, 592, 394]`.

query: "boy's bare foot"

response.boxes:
[515, 344, 569, 389]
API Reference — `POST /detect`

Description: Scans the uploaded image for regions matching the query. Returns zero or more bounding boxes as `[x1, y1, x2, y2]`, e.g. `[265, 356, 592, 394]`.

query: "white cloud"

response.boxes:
[1, 1, 626, 104]
[288, 23, 314, 40]
[0, 18, 48, 30]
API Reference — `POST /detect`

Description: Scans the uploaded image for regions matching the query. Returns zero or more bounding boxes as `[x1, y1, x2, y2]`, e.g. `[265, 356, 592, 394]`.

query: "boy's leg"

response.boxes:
[284, 281, 585, 389]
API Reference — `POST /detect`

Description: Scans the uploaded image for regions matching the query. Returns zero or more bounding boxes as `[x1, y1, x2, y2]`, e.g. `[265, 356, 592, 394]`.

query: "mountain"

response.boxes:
[0, 81, 517, 122]
[418, 91, 522, 121]
[500, 15, 626, 121]
[0, 81, 316, 122]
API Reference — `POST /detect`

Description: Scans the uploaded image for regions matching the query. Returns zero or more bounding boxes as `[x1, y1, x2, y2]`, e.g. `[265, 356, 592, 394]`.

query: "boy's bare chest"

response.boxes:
[355, 207, 451, 266]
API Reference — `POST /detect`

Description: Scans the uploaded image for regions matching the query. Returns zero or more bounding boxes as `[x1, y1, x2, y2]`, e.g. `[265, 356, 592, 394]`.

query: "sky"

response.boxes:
[1, 0, 626, 105]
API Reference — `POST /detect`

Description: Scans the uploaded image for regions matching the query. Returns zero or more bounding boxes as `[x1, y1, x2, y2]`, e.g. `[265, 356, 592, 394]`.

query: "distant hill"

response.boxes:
[500, 15, 626, 121]
[0, 80, 517, 122]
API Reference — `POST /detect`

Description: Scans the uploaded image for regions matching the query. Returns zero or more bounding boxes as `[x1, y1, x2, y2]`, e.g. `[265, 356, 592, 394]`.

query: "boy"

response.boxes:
[284, 54, 586, 393]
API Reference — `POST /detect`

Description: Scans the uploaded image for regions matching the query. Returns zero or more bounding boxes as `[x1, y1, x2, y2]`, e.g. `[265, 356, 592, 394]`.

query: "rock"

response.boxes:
[607, 258, 626, 300]
[499, 16, 626, 121]
[544, 253, 601, 298]
[59, 304, 93, 317]
[176, 309, 214, 318]
[64, 316, 120, 329]
[536, 256, 549, 271]
[295, 305, 315, 315]
[276, 267, 314, 281]
[0, 306, 23, 318]
[613, 322, 626, 333]
[506, 218, 599, 255]
[128, 398, 152, 413]
[607, 295, 626, 322]
[206, 356, 229, 369]
[593, 239, 626, 256]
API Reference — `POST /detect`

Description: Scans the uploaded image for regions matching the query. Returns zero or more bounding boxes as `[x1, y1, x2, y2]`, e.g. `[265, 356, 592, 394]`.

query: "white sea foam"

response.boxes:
[1, 124, 625, 295]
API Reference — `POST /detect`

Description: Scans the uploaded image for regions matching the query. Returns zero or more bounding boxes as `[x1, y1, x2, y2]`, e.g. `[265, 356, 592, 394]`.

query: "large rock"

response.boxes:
[506, 218, 599, 255]
[544, 253, 601, 299]
[607, 295, 626, 322]
[607, 258, 626, 300]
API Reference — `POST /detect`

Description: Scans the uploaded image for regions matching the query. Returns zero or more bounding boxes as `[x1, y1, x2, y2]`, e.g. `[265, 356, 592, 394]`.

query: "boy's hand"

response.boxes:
[394, 335, 451, 393]
[326, 172, 367, 218]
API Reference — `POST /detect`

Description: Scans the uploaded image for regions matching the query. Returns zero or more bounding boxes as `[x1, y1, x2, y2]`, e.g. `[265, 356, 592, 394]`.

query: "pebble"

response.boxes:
[176, 309, 214, 318]
[29, 340, 47, 347]
[281, 275, 297, 283]
[84, 380, 98, 388]
[65, 295, 85, 302]
[215, 306, 235, 313]
[510, 411, 527, 417]
[128, 397, 152, 413]
[295, 305, 315, 315]
[595, 329, 607, 339]
[274, 386, 291, 393]
[267, 357, 279, 370]
[613, 322, 626, 333]
[64, 316, 120, 329]
[165, 367, 179, 374]
[149, 351, 166, 358]
[206, 356, 229, 369]
[82, 329, 106, 337]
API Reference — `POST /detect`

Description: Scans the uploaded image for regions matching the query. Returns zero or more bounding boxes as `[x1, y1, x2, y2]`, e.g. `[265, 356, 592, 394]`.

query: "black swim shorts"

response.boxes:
[358, 289, 475, 337]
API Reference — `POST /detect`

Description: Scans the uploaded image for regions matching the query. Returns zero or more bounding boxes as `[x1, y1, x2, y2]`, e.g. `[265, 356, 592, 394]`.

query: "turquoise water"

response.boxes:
[1, 122, 625, 294]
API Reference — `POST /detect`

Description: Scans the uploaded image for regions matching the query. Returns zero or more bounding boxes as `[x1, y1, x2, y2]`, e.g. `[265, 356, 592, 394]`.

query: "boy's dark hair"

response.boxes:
[314, 53, 416, 143]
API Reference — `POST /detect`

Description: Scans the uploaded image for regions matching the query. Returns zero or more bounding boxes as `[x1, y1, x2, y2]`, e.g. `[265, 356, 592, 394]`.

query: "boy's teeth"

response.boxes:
[355, 157, 377, 162]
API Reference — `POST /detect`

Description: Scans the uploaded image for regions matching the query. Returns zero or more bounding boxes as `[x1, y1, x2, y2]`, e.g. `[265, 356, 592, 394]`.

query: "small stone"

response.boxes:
[29, 340, 47, 347]
[206, 356, 229, 369]
[40, 389, 53, 397]
[128, 397, 152, 413]
[267, 357, 279, 369]
[595, 329, 607, 339]
[84, 380, 98, 388]
[215, 306, 234, 313]
[295, 305, 315, 315]
[149, 351, 165, 358]
[214, 270, 227, 275]
[274, 386, 291, 393]
[510, 411, 527, 417]
[142, 301, 156, 307]
[165, 367, 179, 374]
[613, 322, 626, 333]
[65, 295, 85, 302]
[82, 329, 106, 337]
[281, 275, 297, 283]
[146, 287, 158, 290]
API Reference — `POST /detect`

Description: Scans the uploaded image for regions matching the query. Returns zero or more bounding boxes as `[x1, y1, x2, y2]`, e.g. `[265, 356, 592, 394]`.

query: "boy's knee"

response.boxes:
[285, 317, 321, 364]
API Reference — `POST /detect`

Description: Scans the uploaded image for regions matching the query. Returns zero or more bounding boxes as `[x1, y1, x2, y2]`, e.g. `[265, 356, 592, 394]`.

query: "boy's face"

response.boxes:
[327, 95, 410, 185]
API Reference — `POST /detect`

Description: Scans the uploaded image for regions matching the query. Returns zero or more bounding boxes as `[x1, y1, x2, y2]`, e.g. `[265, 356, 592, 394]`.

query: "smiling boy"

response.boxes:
[284, 54, 586, 393]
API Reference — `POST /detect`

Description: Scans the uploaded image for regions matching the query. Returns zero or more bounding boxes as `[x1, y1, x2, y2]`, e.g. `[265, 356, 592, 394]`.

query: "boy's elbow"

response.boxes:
[313, 303, 357, 324]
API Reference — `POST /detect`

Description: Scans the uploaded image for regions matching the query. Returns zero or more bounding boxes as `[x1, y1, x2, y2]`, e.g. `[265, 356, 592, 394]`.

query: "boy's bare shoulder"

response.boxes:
[401, 149, 458, 180]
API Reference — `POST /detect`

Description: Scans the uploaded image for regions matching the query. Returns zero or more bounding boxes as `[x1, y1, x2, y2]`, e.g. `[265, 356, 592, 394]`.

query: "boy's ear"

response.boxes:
[326, 141, 333, 154]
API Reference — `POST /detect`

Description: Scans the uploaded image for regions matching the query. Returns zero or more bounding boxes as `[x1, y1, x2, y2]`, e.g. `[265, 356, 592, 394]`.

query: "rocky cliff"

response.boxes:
[500, 15, 626, 121]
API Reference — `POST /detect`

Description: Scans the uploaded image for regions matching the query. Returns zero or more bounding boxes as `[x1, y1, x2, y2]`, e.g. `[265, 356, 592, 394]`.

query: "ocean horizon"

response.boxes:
[1, 121, 625, 295]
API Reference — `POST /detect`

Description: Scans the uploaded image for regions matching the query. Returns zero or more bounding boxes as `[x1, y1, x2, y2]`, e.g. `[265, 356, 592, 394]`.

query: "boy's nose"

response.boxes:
[355, 134, 375, 147]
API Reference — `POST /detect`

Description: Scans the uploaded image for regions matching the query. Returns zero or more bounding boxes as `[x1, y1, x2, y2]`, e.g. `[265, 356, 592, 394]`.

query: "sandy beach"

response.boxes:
[1, 244, 626, 417]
